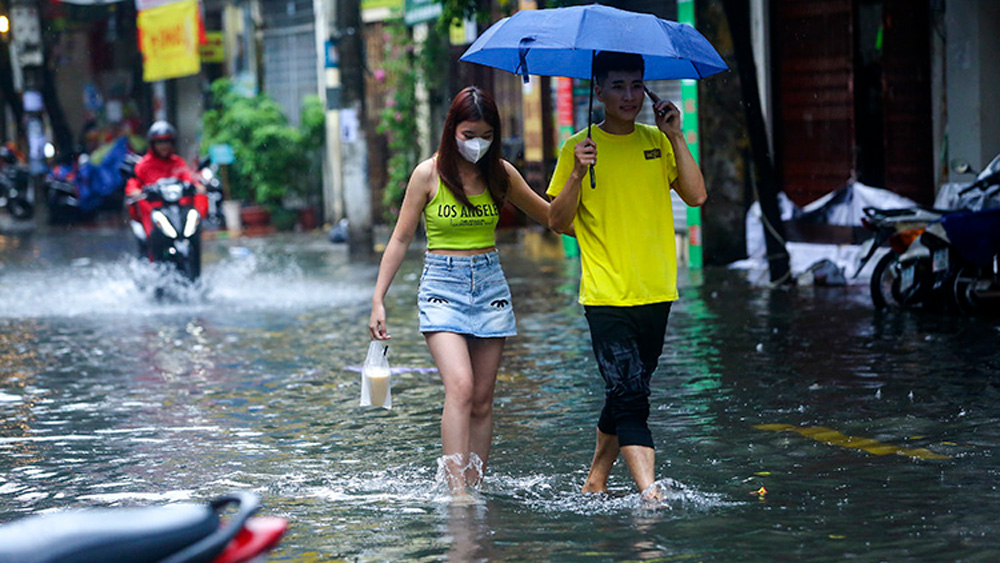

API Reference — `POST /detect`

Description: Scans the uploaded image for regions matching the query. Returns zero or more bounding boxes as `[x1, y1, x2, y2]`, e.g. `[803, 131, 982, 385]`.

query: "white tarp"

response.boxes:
[733, 182, 919, 285]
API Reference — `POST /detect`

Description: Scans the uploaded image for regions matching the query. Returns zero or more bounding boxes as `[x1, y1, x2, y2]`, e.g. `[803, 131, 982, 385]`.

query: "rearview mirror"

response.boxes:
[951, 159, 976, 175]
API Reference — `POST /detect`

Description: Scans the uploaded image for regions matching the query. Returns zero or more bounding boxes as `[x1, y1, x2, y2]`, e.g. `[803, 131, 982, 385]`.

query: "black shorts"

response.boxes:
[584, 302, 672, 448]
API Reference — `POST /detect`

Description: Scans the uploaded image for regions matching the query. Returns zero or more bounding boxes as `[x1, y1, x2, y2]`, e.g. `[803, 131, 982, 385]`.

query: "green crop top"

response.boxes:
[424, 179, 501, 250]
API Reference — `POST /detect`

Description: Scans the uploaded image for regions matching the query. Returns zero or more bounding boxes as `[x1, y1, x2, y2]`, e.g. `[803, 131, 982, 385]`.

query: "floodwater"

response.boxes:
[1, 228, 999, 561]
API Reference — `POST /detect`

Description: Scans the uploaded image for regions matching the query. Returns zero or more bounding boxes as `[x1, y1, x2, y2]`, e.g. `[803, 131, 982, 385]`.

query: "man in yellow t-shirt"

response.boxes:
[547, 51, 707, 501]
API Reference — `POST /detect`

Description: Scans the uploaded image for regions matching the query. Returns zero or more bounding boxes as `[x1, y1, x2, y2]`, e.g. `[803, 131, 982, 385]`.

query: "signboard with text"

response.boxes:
[199, 31, 224, 63]
[138, 0, 201, 82]
[404, 0, 441, 26]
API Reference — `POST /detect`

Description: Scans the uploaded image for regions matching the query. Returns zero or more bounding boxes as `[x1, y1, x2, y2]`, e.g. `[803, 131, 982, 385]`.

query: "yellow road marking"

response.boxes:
[755, 423, 951, 460]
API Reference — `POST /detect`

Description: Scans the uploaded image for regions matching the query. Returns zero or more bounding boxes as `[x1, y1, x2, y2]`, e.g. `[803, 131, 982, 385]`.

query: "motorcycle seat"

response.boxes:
[0, 503, 218, 563]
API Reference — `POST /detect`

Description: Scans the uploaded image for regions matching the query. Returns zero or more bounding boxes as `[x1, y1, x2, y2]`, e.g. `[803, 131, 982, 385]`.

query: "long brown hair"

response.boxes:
[436, 86, 509, 208]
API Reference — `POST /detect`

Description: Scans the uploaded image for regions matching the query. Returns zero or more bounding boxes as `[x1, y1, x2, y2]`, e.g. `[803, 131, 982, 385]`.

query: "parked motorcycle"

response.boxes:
[45, 161, 88, 224]
[0, 491, 287, 563]
[0, 148, 34, 220]
[919, 205, 1000, 316]
[866, 158, 1000, 313]
[45, 137, 133, 225]
[130, 176, 204, 283]
[861, 152, 1000, 311]
[858, 206, 947, 309]
[198, 156, 226, 230]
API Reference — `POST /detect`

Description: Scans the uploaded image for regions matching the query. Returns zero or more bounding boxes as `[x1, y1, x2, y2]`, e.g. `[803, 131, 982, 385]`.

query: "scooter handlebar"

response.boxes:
[958, 170, 1000, 195]
[160, 491, 262, 563]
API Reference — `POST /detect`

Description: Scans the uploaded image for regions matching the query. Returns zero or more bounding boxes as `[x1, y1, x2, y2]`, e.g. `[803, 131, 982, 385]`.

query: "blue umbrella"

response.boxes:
[460, 4, 727, 186]
[460, 3, 728, 82]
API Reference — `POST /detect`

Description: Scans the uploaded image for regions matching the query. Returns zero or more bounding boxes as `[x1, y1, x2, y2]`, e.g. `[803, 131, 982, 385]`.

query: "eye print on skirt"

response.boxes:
[428, 296, 449, 304]
[490, 299, 509, 309]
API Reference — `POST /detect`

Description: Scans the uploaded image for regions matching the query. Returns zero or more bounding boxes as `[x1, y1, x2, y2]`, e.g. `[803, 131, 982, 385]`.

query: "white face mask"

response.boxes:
[456, 136, 492, 163]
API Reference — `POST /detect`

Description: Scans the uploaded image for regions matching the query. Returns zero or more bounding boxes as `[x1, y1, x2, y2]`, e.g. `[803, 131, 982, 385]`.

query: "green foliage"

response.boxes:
[375, 20, 451, 223]
[201, 79, 324, 209]
[250, 124, 307, 204]
[300, 95, 326, 149]
[437, 0, 481, 31]
[436, 0, 518, 34]
[377, 21, 423, 222]
[299, 95, 326, 207]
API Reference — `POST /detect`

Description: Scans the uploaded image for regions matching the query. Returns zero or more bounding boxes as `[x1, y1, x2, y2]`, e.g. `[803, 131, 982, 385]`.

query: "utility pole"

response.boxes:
[677, 0, 703, 270]
[10, 0, 47, 227]
[336, 0, 373, 260]
[1, 11, 23, 144]
[721, 0, 790, 284]
[318, 0, 343, 226]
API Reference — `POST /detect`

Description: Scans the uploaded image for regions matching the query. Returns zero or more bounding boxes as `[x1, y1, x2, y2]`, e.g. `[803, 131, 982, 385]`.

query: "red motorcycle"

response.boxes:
[0, 491, 287, 563]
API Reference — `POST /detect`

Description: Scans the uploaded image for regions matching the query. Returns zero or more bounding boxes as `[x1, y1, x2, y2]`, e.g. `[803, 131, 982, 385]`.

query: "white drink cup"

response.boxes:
[365, 367, 390, 406]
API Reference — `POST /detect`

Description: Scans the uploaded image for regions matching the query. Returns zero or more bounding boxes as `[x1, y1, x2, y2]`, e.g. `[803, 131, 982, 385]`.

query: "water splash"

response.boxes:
[0, 250, 369, 319]
[307, 464, 453, 508]
[494, 474, 734, 516]
[436, 452, 485, 495]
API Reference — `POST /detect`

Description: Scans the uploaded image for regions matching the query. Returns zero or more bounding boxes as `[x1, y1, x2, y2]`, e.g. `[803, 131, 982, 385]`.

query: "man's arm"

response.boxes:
[668, 133, 706, 207]
[125, 157, 149, 198]
[652, 100, 707, 207]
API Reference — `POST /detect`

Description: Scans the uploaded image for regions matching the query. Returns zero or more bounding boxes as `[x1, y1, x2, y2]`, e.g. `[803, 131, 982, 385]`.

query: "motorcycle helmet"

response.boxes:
[147, 120, 177, 144]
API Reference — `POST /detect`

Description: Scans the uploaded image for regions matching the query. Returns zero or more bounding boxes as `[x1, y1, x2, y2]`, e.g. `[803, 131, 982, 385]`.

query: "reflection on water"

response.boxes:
[1, 230, 999, 560]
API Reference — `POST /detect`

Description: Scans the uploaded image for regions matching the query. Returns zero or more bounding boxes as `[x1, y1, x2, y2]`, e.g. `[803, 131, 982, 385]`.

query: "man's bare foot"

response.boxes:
[640, 481, 669, 504]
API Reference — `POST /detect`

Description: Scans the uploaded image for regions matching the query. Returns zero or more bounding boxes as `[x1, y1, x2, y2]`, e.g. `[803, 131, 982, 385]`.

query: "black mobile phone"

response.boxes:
[644, 86, 667, 117]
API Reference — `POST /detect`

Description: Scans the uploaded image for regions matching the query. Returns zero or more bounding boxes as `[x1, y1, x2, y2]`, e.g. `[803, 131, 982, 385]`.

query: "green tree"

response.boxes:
[201, 79, 324, 213]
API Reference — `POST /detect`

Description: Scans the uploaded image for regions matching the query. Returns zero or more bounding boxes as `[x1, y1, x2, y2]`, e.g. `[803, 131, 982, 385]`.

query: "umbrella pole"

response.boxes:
[588, 50, 596, 189]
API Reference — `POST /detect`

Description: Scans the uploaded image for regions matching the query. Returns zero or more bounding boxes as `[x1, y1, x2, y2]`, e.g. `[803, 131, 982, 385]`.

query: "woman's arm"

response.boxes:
[502, 160, 550, 227]
[548, 138, 594, 232]
[369, 159, 435, 340]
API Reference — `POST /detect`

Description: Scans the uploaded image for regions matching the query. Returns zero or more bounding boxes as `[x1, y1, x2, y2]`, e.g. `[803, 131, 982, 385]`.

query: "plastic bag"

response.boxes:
[360, 341, 391, 409]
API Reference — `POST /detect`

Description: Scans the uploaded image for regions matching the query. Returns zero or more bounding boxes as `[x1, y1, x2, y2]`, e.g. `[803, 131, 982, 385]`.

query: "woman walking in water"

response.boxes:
[369, 86, 551, 499]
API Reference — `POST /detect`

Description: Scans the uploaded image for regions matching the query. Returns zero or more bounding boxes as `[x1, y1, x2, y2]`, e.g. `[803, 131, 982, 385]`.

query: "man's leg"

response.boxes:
[583, 306, 638, 493]
[621, 445, 658, 498]
[582, 429, 619, 493]
[585, 304, 671, 494]
[621, 302, 671, 498]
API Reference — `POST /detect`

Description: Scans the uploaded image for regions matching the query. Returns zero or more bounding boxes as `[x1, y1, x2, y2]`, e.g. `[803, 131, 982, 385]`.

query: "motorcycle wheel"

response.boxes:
[952, 265, 978, 315]
[951, 265, 1000, 316]
[871, 251, 905, 309]
[8, 198, 34, 220]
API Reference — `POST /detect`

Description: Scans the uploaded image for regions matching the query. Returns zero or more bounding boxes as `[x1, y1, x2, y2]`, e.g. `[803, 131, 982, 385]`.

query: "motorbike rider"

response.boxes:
[126, 121, 207, 245]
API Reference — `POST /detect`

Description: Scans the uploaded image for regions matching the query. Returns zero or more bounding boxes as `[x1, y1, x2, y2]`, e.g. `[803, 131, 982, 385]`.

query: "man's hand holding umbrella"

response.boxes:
[572, 138, 597, 181]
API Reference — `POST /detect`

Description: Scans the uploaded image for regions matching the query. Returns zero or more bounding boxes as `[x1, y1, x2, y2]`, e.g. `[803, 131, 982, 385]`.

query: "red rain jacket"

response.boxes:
[126, 152, 207, 235]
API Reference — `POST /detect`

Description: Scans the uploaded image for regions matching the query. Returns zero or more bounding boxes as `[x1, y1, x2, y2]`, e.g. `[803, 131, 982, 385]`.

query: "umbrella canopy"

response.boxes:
[459, 3, 728, 82]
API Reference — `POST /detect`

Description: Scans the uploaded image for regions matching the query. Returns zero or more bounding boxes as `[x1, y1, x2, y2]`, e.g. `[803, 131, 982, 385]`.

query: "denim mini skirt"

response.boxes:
[417, 251, 517, 338]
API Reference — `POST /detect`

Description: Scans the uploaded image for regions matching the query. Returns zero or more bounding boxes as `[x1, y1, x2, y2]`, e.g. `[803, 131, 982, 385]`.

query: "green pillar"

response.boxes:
[678, 0, 703, 269]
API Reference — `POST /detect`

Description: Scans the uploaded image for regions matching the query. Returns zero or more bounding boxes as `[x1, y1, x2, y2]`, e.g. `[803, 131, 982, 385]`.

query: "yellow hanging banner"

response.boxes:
[138, 0, 202, 82]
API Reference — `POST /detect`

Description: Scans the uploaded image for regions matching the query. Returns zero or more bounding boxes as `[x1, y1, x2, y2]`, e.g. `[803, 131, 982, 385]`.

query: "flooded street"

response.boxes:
[1, 229, 999, 561]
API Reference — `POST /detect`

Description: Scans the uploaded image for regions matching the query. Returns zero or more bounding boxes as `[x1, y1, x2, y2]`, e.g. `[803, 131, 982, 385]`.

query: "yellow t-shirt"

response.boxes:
[547, 123, 680, 306]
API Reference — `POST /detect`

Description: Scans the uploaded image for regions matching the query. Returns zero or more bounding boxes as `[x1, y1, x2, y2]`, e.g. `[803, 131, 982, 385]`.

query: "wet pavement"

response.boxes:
[1, 227, 999, 561]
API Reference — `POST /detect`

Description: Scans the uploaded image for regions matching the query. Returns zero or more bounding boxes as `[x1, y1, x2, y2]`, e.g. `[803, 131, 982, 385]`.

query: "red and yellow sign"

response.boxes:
[199, 31, 224, 63]
[138, 0, 202, 82]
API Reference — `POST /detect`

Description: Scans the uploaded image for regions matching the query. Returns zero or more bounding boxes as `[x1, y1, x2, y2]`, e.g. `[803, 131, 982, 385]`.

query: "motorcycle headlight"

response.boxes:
[183, 209, 200, 238]
[200, 168, 214, 181]
[161, 183, 183, 203]
[151, 210, 179, 239]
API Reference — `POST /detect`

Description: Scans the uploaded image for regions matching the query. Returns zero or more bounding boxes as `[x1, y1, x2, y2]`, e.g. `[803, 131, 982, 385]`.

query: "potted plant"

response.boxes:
[201, 80, 325, 234]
